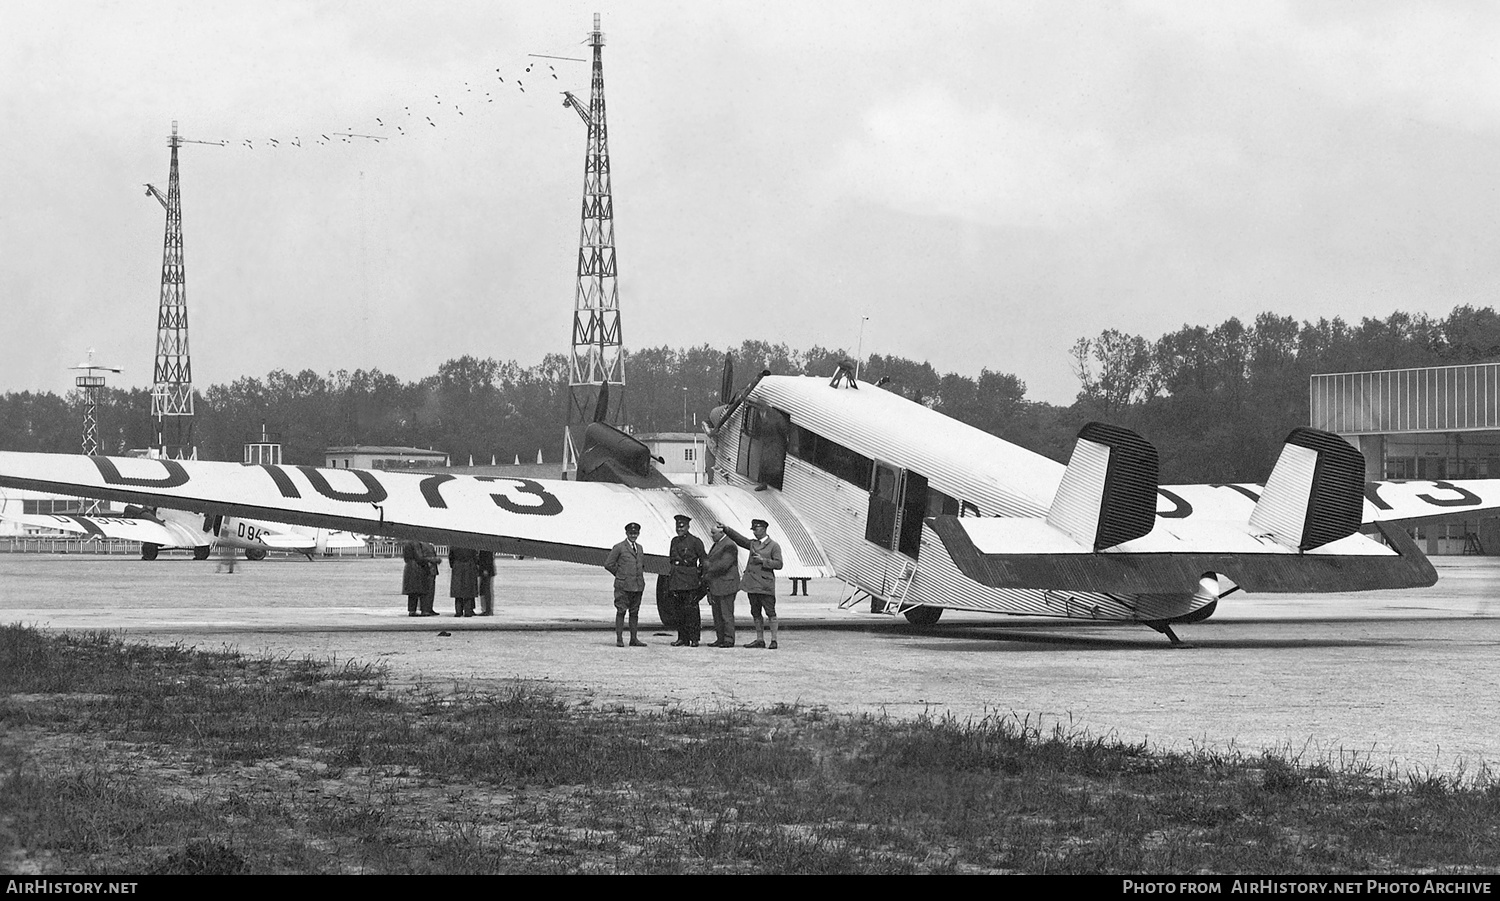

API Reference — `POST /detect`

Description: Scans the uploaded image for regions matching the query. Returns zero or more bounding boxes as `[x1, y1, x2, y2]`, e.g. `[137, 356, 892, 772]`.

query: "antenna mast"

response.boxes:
[70, 349, 121, 513]
[561, 12, 625, 476]
[144, 120, 220, 460]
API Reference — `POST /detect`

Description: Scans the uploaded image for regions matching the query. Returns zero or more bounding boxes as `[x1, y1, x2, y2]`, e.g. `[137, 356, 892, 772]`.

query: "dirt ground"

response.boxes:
[4, 554, 1500, 775]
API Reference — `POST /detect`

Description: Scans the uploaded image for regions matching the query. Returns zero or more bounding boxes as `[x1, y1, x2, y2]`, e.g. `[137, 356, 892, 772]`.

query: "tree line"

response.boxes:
[1070, 304, 1500, 481]
[3, 305, 1498, 482]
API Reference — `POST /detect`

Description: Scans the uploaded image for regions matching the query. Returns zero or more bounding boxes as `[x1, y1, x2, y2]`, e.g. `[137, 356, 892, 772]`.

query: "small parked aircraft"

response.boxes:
[0, 360, 1494, 641]
[2, 504, 366, 561]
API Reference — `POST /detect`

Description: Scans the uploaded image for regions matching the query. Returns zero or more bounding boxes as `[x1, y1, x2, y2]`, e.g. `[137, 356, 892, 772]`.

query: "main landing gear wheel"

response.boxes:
[140, 543, 159, 561]
[902, 605, 943, 626]
[655, 575, 681, 630]
[192, 545, 212, 561]
[245, 548, 268, 561]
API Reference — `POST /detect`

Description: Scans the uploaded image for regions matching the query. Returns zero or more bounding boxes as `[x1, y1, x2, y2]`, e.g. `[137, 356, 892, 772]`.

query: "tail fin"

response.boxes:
[1249, 427, 1364, 551]
[1046, 422, 1159, 550]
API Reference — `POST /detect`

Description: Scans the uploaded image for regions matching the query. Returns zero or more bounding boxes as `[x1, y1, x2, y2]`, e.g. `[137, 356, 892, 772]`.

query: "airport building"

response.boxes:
[1311, 361, 1500, 554]
[324, 445, 450, 470]
[637, 431, 707, 485]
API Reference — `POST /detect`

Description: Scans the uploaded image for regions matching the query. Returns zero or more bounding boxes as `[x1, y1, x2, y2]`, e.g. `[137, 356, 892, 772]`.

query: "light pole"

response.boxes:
[855, 316, 869, 380]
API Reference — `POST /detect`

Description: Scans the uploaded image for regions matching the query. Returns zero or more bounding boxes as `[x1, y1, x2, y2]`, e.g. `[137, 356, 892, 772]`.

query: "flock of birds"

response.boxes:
[188, 56, 582, 151]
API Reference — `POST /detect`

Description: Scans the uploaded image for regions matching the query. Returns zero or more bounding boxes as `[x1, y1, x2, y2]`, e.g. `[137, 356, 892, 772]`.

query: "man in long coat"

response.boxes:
[477, 549, 496, 615]
[666, 514, 707, 647]
[704, 523, 741, 647]
[603, 521, 647, 647]
[449, 546, 481, 617]
[402, 540, 440, 616]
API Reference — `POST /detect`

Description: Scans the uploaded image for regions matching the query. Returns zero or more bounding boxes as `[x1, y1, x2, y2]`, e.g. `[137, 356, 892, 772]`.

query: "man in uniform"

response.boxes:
[724, 518, 784, 649]
[704, 522, 741, 647]
[603, 521, 647, 647]
[667, 514, 707, 647]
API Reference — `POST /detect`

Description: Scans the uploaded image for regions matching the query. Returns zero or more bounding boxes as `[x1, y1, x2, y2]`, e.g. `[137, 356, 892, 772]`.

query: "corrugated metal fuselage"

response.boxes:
[708, 375, 1210, 623]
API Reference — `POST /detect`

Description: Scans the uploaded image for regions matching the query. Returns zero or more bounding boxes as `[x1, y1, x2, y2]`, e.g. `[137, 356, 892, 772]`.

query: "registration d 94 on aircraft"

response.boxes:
[1, 502, 366, 561]
[0, 360, 1493, 643]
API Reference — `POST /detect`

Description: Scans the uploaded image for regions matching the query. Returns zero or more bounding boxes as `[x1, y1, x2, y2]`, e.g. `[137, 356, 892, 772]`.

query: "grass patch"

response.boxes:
[3, 624, 1499, 874]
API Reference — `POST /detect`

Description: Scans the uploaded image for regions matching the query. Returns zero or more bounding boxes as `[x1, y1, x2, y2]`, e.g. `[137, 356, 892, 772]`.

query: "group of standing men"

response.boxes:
[605, 513, 784, 649]
[401, 540, 495, 617]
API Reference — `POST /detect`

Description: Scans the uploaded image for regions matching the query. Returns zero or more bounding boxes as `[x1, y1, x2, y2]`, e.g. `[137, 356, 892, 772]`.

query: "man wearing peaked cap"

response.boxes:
[666, 514, 708, 647]
[604, 522, 647, 647]
[723, 518, 784, 649]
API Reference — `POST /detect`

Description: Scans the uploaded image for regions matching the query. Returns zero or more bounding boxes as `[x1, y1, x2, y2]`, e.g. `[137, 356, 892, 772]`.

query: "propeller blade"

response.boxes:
[593, 381, 611, 423]
[720, 353, 735, 404]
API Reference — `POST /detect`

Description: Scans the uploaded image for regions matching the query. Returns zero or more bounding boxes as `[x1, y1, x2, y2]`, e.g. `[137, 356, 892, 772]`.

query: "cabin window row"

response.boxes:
[738, 406, 982, 518]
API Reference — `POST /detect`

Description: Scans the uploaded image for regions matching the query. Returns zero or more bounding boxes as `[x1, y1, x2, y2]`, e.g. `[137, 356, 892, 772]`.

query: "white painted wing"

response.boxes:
[0, 510, 204, 548]
[952, 515, 1400, 557]
[1155, 479, 1500, 526]
[318, 531, 369, 550]
[251, 532, 321, 550]
[0, 452, 833, 578]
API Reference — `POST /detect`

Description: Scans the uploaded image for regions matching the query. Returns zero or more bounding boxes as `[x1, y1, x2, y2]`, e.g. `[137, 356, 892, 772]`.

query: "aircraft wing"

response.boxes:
[0, 510, 205, 548]
[243, 529, 366, 551]
[1154, 479, 1500, 528]
[250, 532, 323, 550]
[317, 531, 369, 550]
[0, 452, 833, 578]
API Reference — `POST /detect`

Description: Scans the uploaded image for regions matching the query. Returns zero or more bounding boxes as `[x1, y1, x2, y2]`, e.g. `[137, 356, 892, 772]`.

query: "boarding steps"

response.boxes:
[838, 557, 919, 616]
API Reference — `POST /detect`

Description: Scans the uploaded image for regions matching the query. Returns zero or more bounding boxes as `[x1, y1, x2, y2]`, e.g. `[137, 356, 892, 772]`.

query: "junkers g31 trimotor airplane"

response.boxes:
[2, 503, 366, 561]
[0, 360, 1495, 643]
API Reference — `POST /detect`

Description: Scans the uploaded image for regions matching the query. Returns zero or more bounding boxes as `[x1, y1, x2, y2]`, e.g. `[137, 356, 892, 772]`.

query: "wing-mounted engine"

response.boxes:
[576, 421, 675, 489]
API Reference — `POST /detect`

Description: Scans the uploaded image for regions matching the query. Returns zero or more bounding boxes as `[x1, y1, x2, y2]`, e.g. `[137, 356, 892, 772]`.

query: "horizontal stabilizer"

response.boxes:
[932, 518, 1436, 594]
[1249, 428, 1364, 551]
[1046, 422, 1159, 550]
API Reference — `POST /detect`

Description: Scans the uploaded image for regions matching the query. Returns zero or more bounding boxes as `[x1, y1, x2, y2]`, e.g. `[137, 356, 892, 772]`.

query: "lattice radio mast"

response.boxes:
[560, 13, 625, 476]
[70, 350, 121, 512]
[144, 121, 220, 460]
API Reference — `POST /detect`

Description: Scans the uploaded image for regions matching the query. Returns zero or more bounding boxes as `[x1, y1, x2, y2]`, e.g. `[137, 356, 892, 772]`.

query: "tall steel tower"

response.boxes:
[560, 13, 625, 476]
[70, 350, 121, 513]
[144, 121, 219, 460]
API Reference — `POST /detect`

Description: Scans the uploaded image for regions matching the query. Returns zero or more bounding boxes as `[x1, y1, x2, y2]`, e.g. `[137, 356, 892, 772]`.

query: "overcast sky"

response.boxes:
[4, 1, 1499, 406]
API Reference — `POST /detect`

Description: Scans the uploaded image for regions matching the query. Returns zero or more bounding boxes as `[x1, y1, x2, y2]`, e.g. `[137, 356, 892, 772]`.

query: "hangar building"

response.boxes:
[1310, 361, 1500, 555]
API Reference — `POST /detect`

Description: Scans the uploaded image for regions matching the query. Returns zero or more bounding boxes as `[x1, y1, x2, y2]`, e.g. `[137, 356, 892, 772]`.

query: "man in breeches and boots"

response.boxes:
[667, 514, 707, 647]
[604, 521, 647, 647]
[724, 518, 784, 649]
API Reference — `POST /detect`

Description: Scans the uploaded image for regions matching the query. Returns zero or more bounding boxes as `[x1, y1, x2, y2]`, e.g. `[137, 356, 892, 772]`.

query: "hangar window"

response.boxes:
[23, 499, 87, 515]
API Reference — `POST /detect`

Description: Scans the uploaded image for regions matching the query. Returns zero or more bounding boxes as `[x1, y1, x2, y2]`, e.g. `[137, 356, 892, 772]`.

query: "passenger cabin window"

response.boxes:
[789, 424, 873, 487]
[926, 487, 959, 518]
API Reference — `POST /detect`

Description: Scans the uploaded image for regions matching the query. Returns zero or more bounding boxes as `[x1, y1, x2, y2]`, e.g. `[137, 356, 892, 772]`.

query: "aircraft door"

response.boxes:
[736, 405, 788, 489]
[865, 465, 926, 560]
